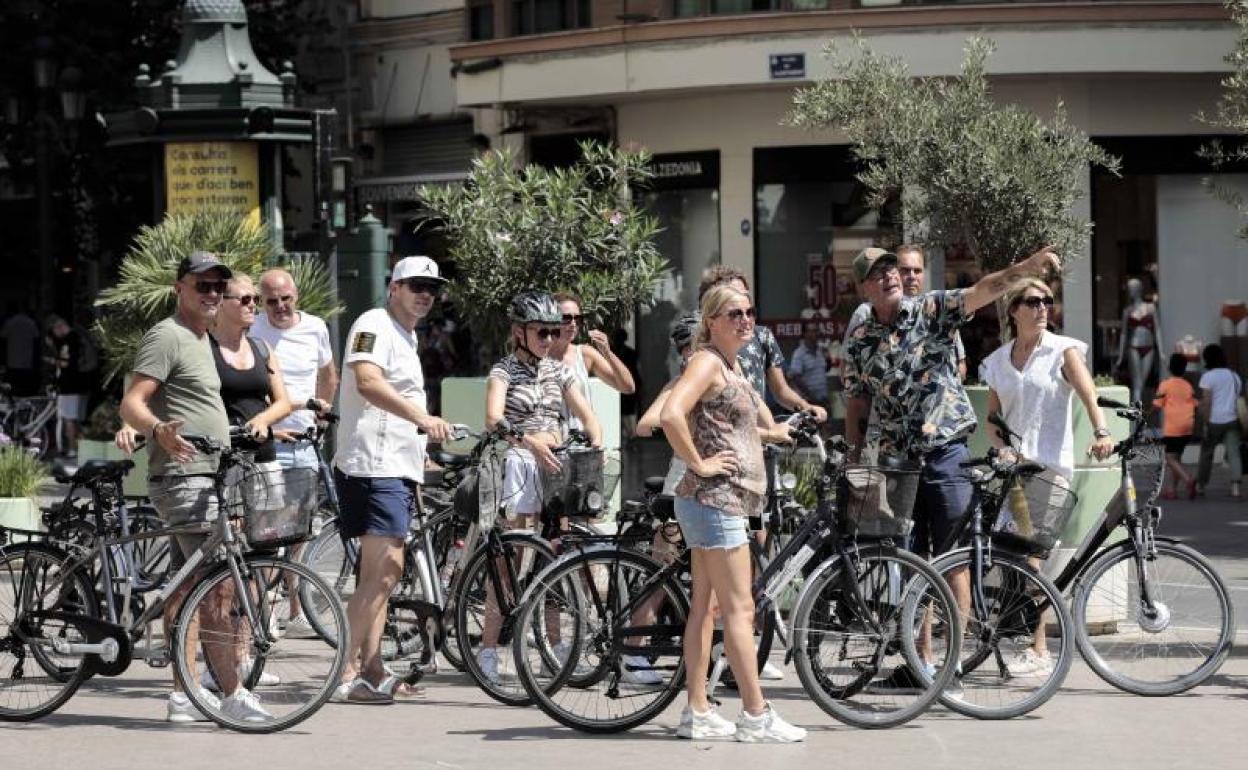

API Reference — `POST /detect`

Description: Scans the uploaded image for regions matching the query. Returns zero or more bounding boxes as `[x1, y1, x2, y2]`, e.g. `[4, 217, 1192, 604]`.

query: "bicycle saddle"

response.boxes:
[430, 449, 471, 469]
[52, 458, 134, 485]
[644, 476, 666, 495]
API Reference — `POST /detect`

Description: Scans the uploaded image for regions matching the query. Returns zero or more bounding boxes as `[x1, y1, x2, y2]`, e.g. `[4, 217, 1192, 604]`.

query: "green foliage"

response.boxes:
[82, 401, 123, 441]
[0, 448, 49, 500]
[93, 210, 343, 384]
[1198, 1, 1248, 237]
[787, 36, 1119, 272]
[416, 143, 669, 358]
[779, 453, 823, 511]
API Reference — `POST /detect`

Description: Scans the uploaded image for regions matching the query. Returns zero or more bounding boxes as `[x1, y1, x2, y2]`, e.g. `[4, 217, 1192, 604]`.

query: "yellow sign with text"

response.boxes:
[164, 142, 260, 228]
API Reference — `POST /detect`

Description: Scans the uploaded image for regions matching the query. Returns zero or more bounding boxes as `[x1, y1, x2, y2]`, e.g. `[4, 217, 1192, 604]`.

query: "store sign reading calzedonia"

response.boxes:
[165, 142, 261, 228]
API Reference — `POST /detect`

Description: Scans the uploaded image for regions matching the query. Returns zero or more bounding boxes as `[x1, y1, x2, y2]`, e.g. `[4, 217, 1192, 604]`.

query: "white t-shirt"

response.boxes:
[980, 332, 1087, 481]
[334, 308, 427, 483]
[250, 312, 333, 433]
[1199, 368, 1243, 425]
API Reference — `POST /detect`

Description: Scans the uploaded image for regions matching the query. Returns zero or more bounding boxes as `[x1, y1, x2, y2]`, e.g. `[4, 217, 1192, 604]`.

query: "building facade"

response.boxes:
[347, 1, 1248, 405]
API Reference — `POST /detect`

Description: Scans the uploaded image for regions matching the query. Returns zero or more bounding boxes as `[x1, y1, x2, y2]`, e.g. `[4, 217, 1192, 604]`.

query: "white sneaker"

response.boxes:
[676, 704, 736, 739]
[735, 702, 807, 743]
[1006, 649, 1054, 677]
[477, 647, 501, 684]
[284, 615, 317, 639]
[221, 689, 274, 723]
[201, 659, 282, 691]
[620, 654, 663, 685]
[759, 660, 786, 681]
[166, 688, 221, 723]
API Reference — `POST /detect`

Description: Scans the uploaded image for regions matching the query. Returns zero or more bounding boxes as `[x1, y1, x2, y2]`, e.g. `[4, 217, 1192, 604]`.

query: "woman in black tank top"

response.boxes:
[212, 275, 293, 461]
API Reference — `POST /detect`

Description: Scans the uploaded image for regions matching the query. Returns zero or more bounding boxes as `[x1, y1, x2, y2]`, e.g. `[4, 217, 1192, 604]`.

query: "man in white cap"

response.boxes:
[332, 256, 452, 704]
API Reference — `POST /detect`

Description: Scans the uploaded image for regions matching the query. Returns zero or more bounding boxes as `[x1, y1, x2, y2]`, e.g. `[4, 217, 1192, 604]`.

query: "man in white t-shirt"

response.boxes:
[1196, 343, 1244, 499]
[333, 256, 452, 704]
[252, 268, 339, 466]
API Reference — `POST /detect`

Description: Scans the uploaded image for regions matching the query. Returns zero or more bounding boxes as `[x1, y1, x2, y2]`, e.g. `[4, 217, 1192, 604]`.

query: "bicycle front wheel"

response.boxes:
[791, 545, 961, 729]
[1072, 541, 1234, 695]
[0, 542, 95, 720]
[174, 556, 348, 734]
[513, 547, 688, 733]
[931, 550, 1073, 720]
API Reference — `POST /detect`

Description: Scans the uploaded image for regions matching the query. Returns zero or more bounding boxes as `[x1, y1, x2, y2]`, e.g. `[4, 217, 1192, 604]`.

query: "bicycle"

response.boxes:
[0, 428, 348, 733]
[0, 382, 58, 459]
[1056, 397, 1234, 695]
[926, 419, 1078, 720]
[510, 416, 962, 733]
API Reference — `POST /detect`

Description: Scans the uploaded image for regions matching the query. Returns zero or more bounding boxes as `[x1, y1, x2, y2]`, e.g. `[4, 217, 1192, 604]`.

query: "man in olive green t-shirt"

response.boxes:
[119, 250, 272, 724]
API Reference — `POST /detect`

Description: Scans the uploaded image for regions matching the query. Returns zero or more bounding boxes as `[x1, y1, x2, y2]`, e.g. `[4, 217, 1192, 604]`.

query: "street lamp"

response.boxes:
[58, 67, 86, 123]
[32, 36, 57, 90]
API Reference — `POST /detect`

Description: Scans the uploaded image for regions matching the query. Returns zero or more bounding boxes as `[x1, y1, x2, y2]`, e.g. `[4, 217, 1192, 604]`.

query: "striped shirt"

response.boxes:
[489, 354, 576, 435]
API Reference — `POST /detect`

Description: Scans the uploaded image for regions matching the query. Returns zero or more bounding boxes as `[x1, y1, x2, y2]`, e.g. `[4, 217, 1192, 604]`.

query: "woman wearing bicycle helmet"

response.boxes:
[478, 290, 602, 682]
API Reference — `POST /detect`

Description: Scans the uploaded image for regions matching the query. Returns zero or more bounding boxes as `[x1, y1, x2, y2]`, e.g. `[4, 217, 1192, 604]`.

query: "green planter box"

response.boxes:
[0, 497, 41, 542]
[78, 438, 149, 499]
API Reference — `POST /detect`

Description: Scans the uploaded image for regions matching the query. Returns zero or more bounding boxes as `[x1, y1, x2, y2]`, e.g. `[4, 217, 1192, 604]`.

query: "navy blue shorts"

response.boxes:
[334, 469, 415, 540]
[909, 440, 973, 558]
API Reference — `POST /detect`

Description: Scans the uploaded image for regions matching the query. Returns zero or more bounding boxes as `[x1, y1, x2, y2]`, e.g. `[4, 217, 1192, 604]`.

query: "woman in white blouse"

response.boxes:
[980, 278, 1114, 674]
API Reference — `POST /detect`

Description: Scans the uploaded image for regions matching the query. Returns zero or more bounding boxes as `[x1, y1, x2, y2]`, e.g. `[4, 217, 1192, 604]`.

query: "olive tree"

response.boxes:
[1198, 0, 1248, 236]
[787, 35, 1119, 278]
[417, 142, 667, 360]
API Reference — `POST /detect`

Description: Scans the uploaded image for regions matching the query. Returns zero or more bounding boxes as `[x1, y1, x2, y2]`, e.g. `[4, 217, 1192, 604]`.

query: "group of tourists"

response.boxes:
[110, 233, 1243, 737]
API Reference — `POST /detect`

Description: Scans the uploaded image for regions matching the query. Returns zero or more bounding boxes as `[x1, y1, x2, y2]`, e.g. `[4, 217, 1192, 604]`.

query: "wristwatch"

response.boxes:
[1093, 427, 1111, 439]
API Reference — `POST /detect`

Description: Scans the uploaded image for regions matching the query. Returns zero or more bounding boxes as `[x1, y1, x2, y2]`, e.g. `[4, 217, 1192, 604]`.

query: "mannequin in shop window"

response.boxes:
[1114, 277, 1162, 403]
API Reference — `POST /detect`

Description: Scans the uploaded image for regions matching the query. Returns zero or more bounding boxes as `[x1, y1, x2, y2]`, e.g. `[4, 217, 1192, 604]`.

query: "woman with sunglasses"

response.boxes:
[979, 278, 1113, 674]
[478, 290, 602, 683]
[659, 284, 804, 743]
[549, 292, 636, 432]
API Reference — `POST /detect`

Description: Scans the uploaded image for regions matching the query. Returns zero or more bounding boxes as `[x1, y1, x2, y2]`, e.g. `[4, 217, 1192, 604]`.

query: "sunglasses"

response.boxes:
[1018, 296, 1055, 309]
[718, 307, 756, 323]
[192, 280, 228, 295]
[264, 294, 295, 307]
[561, 313, 585, 324]
[530, 327, 562, 341]
[399, 279, 441, 295]
[224, 294, 257, 307]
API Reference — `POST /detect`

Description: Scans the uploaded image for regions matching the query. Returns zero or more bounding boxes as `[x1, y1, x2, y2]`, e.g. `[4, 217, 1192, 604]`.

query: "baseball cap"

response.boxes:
[852, 247, 898, 283]
[176, 250, 233, 280]
[391, 255, 447, 283]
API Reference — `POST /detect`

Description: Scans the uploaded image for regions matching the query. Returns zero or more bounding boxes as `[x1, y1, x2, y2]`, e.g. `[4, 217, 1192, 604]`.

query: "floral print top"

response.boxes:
[675, 355, 767, 517]
[842, 290, 976, 458]
[736, 324, 784, 399]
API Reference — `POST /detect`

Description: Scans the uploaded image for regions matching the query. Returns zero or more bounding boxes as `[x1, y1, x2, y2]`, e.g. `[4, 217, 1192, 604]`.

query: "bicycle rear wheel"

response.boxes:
[791, 545, 960, 729]
[0, 542, 94, 720]
[298, 519, 357, 644]
[174, 556, 347, 733]
[930, 550, 1073, 719]
[513, 547, 688, 733]
[1072, 541, 1234, 695]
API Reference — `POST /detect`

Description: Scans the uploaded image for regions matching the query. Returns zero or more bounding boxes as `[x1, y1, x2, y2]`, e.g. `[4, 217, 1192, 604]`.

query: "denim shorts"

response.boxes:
[674, 497, 749, 550]
[333, 469, 414, 539]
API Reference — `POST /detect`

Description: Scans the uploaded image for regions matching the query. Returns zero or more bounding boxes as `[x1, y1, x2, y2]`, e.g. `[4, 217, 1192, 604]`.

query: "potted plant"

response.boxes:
[787, 35, 1127, 578]
[0, 447, 49, 536]
[415, 142, 668, 450]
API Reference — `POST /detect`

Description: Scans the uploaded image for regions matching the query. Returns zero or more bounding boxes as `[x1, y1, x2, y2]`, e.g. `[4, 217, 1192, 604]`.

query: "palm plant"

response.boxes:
[0, 448, 49, 501]
[93, 210, 343, 383]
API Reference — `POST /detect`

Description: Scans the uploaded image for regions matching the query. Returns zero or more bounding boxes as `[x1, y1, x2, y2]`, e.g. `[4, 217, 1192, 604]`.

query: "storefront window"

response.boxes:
[636, 151, 722, 409]
[753, 146, 899, 351]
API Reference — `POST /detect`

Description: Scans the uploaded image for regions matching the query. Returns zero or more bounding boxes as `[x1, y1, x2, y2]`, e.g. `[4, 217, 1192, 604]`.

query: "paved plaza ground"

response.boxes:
[4, 460, 1247, 770]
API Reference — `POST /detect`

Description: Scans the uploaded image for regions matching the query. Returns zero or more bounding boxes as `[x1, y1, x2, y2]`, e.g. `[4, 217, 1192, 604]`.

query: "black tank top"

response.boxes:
[211, 335, 276, 462]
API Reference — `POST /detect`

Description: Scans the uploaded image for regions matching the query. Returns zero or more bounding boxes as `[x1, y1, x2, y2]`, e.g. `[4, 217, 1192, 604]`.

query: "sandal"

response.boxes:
[379, 674, 427, 699]
[342, 677, 394, 705]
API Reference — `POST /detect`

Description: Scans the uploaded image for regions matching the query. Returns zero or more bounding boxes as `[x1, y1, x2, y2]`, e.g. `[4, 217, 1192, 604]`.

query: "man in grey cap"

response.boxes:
[842, 244, 1058, 551]
[119, 250, 273, 724]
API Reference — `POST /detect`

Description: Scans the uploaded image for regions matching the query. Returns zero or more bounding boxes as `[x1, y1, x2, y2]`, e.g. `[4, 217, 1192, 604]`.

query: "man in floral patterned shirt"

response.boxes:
[842, 244, 1060, 557]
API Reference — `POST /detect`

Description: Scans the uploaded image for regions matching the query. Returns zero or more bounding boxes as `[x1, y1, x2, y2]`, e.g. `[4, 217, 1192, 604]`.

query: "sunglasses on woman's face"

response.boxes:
[720, 307, 756, 323]
[1019, 296, 1055, 310]
[531, 327, 562, 341]
[224, 294, 257, 307]
[561, 313, 584, 325]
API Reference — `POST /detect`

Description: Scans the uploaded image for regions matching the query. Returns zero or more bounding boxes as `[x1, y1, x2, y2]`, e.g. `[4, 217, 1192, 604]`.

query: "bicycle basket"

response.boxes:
[992, 470, 1077, 556]
[223, 462, 316, 550]
[1125, 440, 1165, 510]
[835, 462, 921, 538]
[540, 447, 607, 518]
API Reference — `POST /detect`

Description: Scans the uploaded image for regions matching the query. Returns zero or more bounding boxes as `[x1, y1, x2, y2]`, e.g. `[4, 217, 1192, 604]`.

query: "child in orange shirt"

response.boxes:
[1153, 353, 1198, 499]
